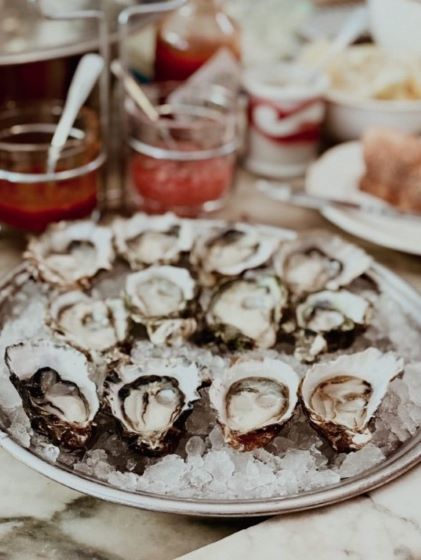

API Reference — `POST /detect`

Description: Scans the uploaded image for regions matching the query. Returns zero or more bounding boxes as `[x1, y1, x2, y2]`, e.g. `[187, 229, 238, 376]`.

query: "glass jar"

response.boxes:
[126, 83, 238, 216]
[154, 0, 241, 82]
[0, 101, 103, 232]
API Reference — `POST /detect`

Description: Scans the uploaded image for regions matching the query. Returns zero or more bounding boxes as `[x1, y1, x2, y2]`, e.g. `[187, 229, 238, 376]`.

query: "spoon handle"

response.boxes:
[311, 7, 368, 77]
[47, 53, 104, 175]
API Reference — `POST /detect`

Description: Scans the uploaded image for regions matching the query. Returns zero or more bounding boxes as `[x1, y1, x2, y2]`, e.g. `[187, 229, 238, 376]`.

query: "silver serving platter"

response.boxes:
[0, 0, 154, 65]
[0, 224, 420, 517]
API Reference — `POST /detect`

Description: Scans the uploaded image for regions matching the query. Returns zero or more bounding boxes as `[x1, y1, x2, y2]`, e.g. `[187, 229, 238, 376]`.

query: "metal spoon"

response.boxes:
[306, 7, 369, 82]
[111, 60, 178, 150]
[46, 53, 105, 175]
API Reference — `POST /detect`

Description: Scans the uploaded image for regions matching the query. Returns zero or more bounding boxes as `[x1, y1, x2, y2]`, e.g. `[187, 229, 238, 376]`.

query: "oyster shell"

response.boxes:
[124, 265, 197, 345]
[146, 318, 198, 346]
[209, 358, 299, 451]
[106, 358, 201, 452]
[296, 290, 372, 334]
[190, 225, 280, 285]
[25, 220, 114, 288]
[205, 275, 287, 348]
[113, 214, 193, 270]
[48, 291, 129, 354]
[275, 232, 372, 295]
[300, 348, 403, 451]
[6, 340, 100, 449]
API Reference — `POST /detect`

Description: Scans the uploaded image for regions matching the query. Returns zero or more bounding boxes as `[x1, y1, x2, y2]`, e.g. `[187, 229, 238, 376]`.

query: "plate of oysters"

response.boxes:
[0, 214, 420, 517]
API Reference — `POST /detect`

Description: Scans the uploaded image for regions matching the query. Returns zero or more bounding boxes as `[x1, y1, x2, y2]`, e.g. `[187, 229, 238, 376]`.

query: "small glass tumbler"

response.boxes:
[126, 83, 238, 216]
[0, 101, 104, 232]
[244, 63, 329, 178]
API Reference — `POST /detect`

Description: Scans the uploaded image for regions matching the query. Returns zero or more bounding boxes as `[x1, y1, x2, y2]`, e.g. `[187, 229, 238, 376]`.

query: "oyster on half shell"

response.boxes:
[296, 290, 372, 334]
[106, 359, 201, 452]
[294, 290, 372, 362]
[124, 265, 197, 345]
[190, 225, 280, 285]
[275, 232, 372, 295]
[205, 275, 288, 348]
[5, 340, 100, 449]
[48, 292, 129, 354]
[300, 348, 403, 451]
[113, 214, 193, 270]
[25, 221, 114, 288]
[209, 358, 299, 451]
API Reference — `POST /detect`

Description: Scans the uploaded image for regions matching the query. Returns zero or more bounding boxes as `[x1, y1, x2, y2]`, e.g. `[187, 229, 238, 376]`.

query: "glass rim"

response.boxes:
[0, 151, 106, 184]
[0, 123, 86, 153]
[125, 97, 237, 132]
[128, 137, 238, 161]
[0, 102, 99, 158]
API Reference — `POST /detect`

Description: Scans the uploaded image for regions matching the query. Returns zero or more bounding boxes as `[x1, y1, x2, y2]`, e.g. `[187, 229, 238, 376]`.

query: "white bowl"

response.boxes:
[368, 0, 421, 55]
[325, 92, 421, 142]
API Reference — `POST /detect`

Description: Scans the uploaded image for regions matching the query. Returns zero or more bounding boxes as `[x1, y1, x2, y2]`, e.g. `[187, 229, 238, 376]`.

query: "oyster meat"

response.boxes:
[124, 265, 197, 345]
[190, 225, 280, 285]
[25, 220, 114, 288]
[6, 340, 100, 449]
[209, 358, 299, 451]
[275, 232, 372, 295]
[296, 290, 372, 334]
[114, 214, 193, 270]
[106, 358, 200, 452]
[300, 348, 404, 451]
[48, 291, 129, 354]
[205, 275, 287, 348]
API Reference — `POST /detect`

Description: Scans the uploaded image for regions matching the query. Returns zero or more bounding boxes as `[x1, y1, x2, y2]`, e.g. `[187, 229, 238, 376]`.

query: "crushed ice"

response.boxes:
[1, 273, 421, 500]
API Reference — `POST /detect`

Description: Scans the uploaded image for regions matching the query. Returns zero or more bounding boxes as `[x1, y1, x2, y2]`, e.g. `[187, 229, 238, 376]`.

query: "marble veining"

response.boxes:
[0, 449, 254, 560]
[177, 467, 421, 560]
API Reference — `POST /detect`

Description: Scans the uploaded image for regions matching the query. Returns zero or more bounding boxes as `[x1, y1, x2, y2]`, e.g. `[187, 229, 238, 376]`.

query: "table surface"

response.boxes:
[0, 170, 420, 560]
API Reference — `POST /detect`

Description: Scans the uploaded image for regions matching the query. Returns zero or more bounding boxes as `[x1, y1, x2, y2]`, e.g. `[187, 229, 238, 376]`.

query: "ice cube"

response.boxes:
[338, 444, 385, 478]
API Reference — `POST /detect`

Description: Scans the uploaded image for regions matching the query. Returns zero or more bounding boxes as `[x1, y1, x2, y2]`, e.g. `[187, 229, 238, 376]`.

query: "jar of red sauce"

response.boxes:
[0, 101, 103, 232]
[154, 0, 241, 82]
[126, 83, 238, 216]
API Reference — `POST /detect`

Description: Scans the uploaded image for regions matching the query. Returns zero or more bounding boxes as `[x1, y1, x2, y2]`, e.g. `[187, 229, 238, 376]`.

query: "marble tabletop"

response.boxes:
[0, 171, 420, 560]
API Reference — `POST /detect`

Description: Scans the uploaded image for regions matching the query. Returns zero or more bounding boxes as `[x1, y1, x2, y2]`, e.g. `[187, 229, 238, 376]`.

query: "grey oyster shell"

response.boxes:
[124, 265, 197, 345]
[209, 357, 299, 451]
[105, 358, 201, 452]
[113, 213, 193, 270]
[300, 349, 403, 451]
[205, 275, 288, 348]
[275, 231, 372, 296]
[190, 224, 280, 286]
[48, 291, 129, 354]
[6, 340, 100, 449]
[25, 220, 114, 288]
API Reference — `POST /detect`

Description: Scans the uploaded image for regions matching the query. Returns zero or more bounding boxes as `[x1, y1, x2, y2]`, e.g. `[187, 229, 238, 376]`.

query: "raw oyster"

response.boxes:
[25, 220, 114, 288]
[300, 348, 403, 451]
[113, 214, 193, 270]
[209, 358, 299, 451]
[190, 224, 280, 285]
[6, 340, 100, 449]
[294, 290, 372, 362]
[275, 232, 372, 295]
[124, 266, 197, 345]
[146, 318, 198, 346]
[106, 358, 201, 452]
[205, 275, 287, 348]
[296, 290, 372, 334]
[48, 291, 129, 354]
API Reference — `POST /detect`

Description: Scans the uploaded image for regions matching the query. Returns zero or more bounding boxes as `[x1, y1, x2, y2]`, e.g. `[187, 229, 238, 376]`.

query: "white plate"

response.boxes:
[306, 142, 421, 256]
